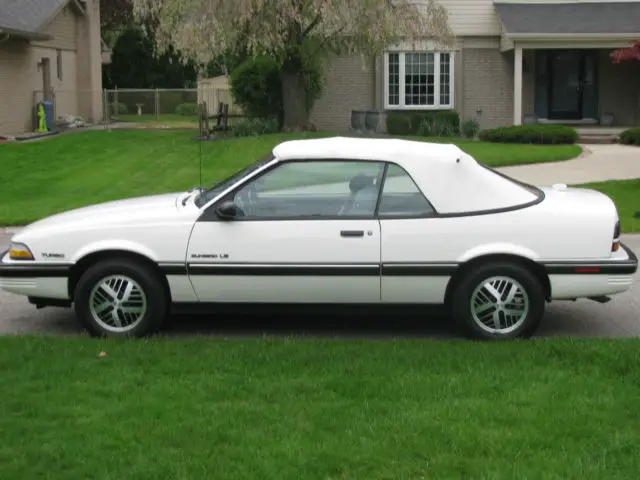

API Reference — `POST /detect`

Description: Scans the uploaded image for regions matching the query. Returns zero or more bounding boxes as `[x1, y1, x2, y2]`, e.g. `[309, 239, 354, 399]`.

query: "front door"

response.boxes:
[549, 50, 583, 119]
[547, 50, 598, 120]
[187, 159, 385, 303]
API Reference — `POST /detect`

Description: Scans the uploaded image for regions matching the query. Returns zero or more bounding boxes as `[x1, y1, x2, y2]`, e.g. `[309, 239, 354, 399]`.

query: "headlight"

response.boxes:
[9, 242, 34, 260]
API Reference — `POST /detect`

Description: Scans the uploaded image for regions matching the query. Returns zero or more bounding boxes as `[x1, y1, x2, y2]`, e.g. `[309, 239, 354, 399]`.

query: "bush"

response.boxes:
[478, 124, 578, 144]
[230, 56, 283, 122]
[461, 118, 480, 139]
[175, 103, 200, 116]
[619, 127, 640, 146]
[229, 53, 324, 129]
[232, 117, 280, 137]
[110, 102, 128, 115]
[386, 114, 413, 135]
[386, 111, 460, 136]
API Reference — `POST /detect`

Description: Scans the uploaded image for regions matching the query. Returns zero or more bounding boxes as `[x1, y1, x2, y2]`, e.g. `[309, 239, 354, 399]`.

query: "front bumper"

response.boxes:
[0, 249, 71, 299]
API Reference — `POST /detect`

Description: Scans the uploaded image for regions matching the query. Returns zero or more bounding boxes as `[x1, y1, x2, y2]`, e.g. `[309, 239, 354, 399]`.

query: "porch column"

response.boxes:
[513, 45, 523, 125]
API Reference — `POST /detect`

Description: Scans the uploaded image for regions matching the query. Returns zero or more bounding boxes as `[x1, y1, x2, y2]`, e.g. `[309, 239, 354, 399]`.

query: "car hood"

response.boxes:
[20, 192, 187, 234]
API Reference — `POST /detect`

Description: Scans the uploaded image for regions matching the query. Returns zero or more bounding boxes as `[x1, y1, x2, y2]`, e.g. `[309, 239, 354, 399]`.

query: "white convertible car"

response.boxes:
[0, 137, 636, 339]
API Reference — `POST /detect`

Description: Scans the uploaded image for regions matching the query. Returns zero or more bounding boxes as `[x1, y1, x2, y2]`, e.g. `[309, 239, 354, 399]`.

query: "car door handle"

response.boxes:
[340, 230, 364, 238]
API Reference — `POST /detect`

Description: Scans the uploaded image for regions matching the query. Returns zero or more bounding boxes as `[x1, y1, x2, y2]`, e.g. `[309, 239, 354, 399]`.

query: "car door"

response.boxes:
[186, 159, 385, 304]
[377, 163, 452, 304]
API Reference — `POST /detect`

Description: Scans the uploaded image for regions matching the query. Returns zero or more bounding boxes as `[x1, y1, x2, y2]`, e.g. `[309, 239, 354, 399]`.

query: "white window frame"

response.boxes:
[383, 51, 454, 110]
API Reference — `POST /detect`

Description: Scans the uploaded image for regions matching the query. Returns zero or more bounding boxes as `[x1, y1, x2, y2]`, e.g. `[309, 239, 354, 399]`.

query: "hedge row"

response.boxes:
[478, 124, 579, 145]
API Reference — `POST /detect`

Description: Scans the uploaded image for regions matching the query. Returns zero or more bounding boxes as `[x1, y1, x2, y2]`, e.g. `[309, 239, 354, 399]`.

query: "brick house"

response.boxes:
[0, 0, 108, 135]
[310, 0, 640, 132]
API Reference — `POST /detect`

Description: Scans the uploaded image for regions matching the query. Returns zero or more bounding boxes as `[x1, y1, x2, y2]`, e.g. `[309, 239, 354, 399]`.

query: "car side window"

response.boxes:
[230, 160, 385, 219]
[378, 164, 435, 217]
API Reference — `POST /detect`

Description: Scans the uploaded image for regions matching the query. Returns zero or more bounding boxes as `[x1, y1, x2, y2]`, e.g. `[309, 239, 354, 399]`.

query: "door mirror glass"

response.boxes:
[215, 200, 242, 220]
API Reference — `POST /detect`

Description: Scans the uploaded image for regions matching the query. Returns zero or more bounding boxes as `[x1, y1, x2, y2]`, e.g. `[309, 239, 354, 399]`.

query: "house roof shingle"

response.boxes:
[495, 1, 640, 36]
[0, 0, 70, 37]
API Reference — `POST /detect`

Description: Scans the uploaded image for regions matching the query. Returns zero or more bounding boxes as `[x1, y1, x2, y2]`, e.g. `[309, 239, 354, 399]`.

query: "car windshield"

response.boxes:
[194, 153, 275, 208]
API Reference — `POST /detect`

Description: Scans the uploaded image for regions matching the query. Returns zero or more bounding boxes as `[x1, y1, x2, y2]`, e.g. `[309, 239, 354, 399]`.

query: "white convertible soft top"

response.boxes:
[273, 137, 540, 214]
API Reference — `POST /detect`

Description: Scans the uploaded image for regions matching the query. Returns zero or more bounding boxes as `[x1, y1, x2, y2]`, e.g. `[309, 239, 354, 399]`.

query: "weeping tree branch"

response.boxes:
[131, 0, 454, 129]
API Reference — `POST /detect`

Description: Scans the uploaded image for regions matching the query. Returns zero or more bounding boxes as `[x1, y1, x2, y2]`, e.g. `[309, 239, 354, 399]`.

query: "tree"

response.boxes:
[104, 25, 198, 89]
[131, 0, 453, 130]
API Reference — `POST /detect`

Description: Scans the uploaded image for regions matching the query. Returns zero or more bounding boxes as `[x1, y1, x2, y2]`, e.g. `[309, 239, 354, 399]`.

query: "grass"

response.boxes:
[1, 336, 639, 479]
[0, 129, 581, 225]
[578, 179, 640, 233]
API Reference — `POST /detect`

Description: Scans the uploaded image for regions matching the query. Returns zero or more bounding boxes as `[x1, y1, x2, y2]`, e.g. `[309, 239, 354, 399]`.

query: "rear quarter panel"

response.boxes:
[381, 187, 619, 264]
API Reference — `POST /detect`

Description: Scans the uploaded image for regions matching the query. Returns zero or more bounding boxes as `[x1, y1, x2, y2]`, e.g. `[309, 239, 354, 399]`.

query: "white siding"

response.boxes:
[0, 39, 33, 134]
[434, 0, 501, 36]
[32, 5, 79, 51]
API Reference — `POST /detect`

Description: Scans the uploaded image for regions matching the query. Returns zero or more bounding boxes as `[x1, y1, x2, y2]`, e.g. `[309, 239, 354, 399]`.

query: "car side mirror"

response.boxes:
[215, 200, 241, 220]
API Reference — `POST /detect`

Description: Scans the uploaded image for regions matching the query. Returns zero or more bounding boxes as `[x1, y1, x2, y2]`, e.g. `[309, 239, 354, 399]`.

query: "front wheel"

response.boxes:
[74, 258, 168, 337]
[451, 262, 546, 340]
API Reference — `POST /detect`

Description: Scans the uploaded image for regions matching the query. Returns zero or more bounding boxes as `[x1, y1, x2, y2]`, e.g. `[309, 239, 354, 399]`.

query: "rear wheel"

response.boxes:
[74, 258, 168, 337]
[451, 262, 545, 340]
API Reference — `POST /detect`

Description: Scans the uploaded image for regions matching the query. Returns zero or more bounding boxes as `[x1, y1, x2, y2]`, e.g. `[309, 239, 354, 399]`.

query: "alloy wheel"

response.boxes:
[89, 275, 148, 333]
[470, 275, 530, 334]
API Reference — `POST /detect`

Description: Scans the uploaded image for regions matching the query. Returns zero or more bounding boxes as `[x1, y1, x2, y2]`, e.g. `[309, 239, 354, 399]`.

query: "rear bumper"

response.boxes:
[0, 250, 70, 299]
[544, 242, 637, 300]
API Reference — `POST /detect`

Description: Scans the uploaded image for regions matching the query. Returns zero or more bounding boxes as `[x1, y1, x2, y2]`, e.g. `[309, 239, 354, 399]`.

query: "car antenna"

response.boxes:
[199, 103, 204, 187]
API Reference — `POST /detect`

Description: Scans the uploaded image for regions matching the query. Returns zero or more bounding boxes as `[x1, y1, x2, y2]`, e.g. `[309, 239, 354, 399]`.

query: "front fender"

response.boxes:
[72, 239, 160, 264]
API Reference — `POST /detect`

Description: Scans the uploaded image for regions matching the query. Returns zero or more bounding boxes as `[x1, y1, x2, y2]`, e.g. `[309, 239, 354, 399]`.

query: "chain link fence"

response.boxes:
[26, 87, 243, 133]
[104, 87, 243, 128]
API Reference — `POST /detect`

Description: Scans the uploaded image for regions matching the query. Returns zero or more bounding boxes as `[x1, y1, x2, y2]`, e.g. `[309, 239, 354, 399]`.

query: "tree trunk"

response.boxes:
[281, 68, 309, 132]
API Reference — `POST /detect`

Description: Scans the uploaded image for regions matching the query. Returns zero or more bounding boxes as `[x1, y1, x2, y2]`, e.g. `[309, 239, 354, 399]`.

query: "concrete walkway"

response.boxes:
[497, 144, 640, 185]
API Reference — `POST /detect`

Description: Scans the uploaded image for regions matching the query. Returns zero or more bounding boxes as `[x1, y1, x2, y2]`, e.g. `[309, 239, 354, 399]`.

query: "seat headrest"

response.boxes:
[349, 174, 375, 193]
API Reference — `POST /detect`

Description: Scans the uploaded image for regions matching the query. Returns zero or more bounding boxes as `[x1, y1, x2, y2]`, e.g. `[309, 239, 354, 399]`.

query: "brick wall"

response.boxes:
[462, 48, 514, 129]
[309, 55, 376, 132]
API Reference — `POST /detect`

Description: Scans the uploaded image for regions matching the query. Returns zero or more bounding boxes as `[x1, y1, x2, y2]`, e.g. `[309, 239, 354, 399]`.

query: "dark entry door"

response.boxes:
[549, 50, 583, 119]
[547, 50, 598, 120]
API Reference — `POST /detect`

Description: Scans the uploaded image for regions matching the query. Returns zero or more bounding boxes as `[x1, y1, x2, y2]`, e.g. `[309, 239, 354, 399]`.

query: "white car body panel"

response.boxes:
[187, 219, 381, 303]
[0, 136, 636, 314]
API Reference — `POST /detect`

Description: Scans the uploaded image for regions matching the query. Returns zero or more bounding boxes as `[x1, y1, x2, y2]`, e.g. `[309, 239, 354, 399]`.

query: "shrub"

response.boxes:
[175, 103, 200, 116]
[461, 118, 480, 139]
[230, 56, 283, 122]
[232, 117, 280, 137]
[386, 113, 412, 135]
[478, 124, 578, 144]
[229, 53, 324, 130]
[110, 102, 128, 115]
[386, 111, 460, 136]
[619, 127, 640, 146]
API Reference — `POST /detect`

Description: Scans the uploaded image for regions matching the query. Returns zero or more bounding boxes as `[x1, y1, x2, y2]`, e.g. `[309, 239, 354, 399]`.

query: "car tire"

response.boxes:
[74, 258, 168, 338]
[450, 262, 545, 340]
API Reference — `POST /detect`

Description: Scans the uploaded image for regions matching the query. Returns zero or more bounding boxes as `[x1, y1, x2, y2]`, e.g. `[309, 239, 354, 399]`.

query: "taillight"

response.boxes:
[612, 220, 621, 252]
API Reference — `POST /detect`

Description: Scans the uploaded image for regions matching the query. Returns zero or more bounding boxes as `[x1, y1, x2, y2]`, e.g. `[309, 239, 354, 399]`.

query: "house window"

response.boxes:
[384, 52, 454, 109]
[56, 50, 63, 81]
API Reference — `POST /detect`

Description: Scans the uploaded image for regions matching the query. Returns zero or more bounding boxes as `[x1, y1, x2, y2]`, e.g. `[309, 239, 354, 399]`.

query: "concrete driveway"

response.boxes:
[497, 144, 640, 185]
[1, 232, 638, 338]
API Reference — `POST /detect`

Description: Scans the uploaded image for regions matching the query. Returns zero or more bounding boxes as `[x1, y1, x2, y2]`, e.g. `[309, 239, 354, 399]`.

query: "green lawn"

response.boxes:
[578, 179, 640, 233]
[0, 336, 639, 479]
[0, 130, 581, 225]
